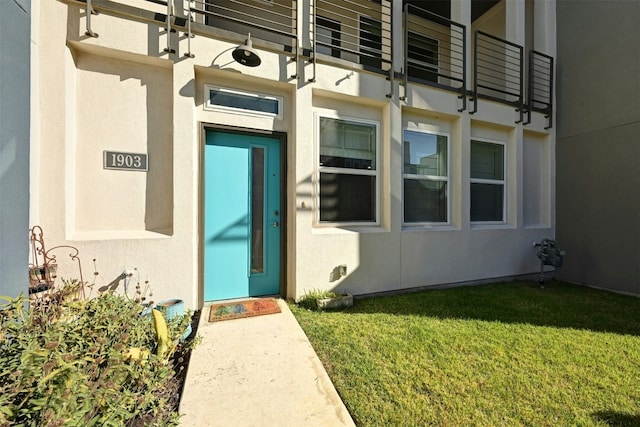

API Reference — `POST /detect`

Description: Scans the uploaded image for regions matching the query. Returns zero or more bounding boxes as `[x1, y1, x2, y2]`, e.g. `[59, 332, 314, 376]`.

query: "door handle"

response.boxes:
[273, 221, 280, 228]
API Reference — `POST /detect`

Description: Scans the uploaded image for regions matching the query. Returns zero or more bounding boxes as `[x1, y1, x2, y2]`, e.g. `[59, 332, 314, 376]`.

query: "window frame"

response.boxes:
[204, 85, 283, 119]
[402, 128, 451, 226]
[470, 138, 506, 225]
[315, 113, 381, 226]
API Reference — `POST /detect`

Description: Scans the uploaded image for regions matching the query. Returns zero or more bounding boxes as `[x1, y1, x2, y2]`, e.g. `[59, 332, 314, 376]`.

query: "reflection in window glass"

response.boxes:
[470, 140, 505, 222]
[319, 173, 376, 222]
[471, 142, 504, 180]
[208, 88, 280, 117]
[251, 148, 265, 273]
[403, 130, 448, 223]
[318, 117, 378, 223]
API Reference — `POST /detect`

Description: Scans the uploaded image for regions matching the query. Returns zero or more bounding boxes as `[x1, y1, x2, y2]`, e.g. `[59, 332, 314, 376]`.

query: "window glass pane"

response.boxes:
[407, 32, 438, 83]
[404, 179, 447, 222]
[470, 183, 504, 221]
[319, 117, 376, 170]
[251, 148, 264, 273]
[317, 16, 341, 58]
[408, 33, 438, 66]
[209, 90, 279, 115]
[320, 173, 375, 222]
[471, 141, 504, 180]
[360, 16, 382, 68]
[403, 131, 447, 176]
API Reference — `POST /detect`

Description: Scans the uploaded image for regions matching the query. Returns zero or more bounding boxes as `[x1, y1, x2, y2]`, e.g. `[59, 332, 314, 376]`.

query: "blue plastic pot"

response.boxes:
[156, 299, 192, 341]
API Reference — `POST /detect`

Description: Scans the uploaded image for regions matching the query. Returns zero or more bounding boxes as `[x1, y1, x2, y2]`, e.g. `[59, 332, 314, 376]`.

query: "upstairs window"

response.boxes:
[403, 130, 449, 223]
[407, 32, 439, 83]
[317, 16, 341, 58]
[360, 16, 382, 69]
[318, 116, 379, 223]
[470, 140, 505, 222]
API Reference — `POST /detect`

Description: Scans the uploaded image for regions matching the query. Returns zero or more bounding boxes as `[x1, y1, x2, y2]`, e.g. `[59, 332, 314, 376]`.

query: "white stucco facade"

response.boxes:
[30, 0, 556, 309]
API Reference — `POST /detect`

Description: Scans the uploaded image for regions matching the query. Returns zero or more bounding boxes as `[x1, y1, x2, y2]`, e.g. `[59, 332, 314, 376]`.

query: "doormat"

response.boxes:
[208, 298, 281, 322]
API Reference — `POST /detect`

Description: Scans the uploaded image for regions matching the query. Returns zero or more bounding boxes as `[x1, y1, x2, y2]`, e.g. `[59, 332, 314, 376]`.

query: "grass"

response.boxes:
[297, 288, 339, 310]
[290, 281, 640, 427]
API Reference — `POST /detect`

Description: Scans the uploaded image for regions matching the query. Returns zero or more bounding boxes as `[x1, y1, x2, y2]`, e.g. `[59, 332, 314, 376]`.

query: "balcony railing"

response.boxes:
[80, 1, 553, 127]
[403, 3, 466, 111]
[189, 0, 298, 54]
[310, 0, 392, 80]
[471, 30, 524, 122]
[526, 50, 554, 129]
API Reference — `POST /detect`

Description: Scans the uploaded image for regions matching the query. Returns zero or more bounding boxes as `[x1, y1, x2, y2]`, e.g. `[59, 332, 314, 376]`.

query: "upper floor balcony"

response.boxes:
[78, 0, 554, 127]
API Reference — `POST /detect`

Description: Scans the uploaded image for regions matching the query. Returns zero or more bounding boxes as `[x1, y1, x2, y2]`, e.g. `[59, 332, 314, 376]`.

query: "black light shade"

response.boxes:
[232, 34, 261, 67]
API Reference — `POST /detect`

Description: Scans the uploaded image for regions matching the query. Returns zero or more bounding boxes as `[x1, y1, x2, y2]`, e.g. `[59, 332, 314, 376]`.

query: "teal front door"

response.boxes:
[204, 131, 281, 301]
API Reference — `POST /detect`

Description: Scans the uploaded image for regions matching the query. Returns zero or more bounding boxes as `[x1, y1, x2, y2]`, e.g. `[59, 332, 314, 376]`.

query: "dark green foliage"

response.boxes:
[0, 286, 195, 427]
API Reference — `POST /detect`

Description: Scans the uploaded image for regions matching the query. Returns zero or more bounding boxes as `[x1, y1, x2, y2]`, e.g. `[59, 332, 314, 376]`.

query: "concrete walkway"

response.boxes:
[179, 299, 355, 427]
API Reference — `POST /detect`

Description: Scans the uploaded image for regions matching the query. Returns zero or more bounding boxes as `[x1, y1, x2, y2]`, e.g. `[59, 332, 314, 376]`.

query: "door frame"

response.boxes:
[199, 124, 288, 304]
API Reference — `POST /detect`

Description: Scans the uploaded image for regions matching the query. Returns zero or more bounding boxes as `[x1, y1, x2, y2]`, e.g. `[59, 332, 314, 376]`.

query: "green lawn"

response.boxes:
[291, 281, 640, 427]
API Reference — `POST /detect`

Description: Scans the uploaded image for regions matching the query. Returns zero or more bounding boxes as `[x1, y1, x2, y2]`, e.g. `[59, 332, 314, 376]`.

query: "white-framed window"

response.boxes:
[470, 139, 506, 223]
[402, 129, 449, 224]
[317, 114, 379, 224]
[204, 85, 283, 119]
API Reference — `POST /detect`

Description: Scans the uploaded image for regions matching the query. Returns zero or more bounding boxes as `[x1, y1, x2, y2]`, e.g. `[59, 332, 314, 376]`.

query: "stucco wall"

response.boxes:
[71, 47, 173, 235]
[33, 1, 199, 307]
[556, 0, 640, 294]
[557, 124, 640, 292]
[31, 0, 557, 308]
[0, 0, 30, 298]
[523, 131, 551, 227]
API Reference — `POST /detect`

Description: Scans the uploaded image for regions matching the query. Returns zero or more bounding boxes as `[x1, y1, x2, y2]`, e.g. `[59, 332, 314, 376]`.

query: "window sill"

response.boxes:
[470, 223, 515, 231]
[312, 224, 388, 235]
[523, 224, 552, 230]
[402, 224, 459, 232]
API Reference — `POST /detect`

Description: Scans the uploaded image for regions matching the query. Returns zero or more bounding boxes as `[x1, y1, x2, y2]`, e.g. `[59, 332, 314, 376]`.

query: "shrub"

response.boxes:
[0, 285, 195, 426]
[297, 288, 338, 311]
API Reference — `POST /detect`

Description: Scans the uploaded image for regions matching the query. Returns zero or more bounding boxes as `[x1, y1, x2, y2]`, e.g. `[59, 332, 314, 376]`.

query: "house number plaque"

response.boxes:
[103, 151, 148, 171]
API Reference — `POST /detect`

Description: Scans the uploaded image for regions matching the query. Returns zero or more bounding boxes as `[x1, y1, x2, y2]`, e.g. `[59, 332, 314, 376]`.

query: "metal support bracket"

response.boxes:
[308, 0, 317, 82]
[85, 0, 99, 38]
[183, 1, 195, 58]
[290, 46, 299, 80]
[399, 68, 407, 101]
[163, 1, 175, 54]
[386, 67, 394, 99]
[457, 86, 466, 112]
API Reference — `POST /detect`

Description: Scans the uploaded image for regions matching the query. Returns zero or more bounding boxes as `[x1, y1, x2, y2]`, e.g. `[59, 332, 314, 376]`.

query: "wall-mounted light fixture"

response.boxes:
[232, 33, 261, 67]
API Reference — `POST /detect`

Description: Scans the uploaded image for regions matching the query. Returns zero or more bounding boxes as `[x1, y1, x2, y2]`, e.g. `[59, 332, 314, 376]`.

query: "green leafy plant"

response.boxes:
[297, 288, 339, 310]
[0, 283, 197, 426]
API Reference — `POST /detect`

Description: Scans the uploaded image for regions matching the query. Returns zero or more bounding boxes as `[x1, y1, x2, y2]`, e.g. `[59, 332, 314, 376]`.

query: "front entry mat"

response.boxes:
[208, 298, 281, 322]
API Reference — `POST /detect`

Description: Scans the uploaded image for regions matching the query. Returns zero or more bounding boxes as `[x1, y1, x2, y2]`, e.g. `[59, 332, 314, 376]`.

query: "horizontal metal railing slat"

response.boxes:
[404, 3, 467, 102]
[313, 0, 393, 74]
[132, 0, 552, 125]
[189, 0, 298, 45]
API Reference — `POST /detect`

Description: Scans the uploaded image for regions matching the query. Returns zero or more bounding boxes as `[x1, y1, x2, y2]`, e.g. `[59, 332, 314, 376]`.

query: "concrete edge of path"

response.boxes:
[179, 299, 356, 426]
